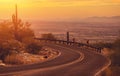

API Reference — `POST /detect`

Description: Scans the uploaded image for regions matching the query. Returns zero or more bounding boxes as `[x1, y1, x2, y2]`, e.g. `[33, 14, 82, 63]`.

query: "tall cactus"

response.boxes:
[12, 4, 19, 40]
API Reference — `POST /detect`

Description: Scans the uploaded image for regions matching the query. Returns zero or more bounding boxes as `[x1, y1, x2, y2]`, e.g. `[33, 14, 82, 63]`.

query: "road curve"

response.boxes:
[0, 44, 110, 76]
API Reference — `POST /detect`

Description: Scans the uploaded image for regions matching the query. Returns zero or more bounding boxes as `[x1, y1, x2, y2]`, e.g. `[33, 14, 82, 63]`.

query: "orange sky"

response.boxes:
[0, 0, 120, 21]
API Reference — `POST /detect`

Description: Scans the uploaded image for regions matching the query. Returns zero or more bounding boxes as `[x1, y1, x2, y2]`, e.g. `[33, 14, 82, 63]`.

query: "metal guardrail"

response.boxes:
[35, 38, 102, 53]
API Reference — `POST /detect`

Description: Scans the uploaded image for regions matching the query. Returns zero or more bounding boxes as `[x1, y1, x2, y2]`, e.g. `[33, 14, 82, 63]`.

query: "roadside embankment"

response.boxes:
[1, 46, 60, 66]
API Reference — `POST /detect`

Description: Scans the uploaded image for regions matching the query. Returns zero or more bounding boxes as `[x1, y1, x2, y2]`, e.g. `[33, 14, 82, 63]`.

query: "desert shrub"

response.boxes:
[25, 40, 43, 54]
[103, 38, 120, 76]
[11, 21, 35, 42]
[92, 42, 113, 49]
[0, 21, 15, 41]
[22, 37, 35, 45]
[0, 39, 24, 61]
[17, 26, 35, 42]
[112, 38, 120, 52]
[4, 54, 23, 64]
[109, 38, 120, 66]
[41, 33, 56, 40]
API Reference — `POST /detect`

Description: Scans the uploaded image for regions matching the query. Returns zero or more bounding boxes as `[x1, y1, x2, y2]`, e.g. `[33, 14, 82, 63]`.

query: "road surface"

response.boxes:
[0, 44, 110, 76]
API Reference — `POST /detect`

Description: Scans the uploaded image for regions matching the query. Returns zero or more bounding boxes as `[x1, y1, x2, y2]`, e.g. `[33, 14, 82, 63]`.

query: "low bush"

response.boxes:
[25, 40, 43, 54]
[4, 54, 23, 64]
[41, 33, 56, 40]
[0, 39, 24, 61]
[101, 38, 120, 76]
[92, 42, 113, 49]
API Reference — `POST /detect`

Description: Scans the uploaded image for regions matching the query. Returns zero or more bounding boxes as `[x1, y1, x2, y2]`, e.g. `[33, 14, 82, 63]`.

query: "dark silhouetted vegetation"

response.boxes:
[25, 40, 43, 54]
[41, 33, 56, 40]
[0, 39, 24, 61]
[93, 39, 120, 66]
[109, 38, 120, 76]
[94, 38, 120, 76]
[92, 42, 113, 49]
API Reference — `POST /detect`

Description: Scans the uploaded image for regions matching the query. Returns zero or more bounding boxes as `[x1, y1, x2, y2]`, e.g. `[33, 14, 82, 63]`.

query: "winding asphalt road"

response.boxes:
[0, 44, 110, 76]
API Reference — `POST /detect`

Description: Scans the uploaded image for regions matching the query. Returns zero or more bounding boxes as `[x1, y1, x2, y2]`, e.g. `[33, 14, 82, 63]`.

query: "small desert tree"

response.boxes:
[11, 18, 35, 42]
[0, 20, 35, 42]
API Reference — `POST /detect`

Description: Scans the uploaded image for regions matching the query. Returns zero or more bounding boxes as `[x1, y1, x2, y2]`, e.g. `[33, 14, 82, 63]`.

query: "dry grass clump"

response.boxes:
[4, 54, 23, 64]
[4, 53, 43, 64]
[102, 48, 114, 57]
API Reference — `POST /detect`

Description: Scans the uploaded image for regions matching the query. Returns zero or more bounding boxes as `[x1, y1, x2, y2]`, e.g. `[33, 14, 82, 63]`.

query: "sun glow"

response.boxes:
[0, 0, 25, 3]
[0, 0, 120, 21]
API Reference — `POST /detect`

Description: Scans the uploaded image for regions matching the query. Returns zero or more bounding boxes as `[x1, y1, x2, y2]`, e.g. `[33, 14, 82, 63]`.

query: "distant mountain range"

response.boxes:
[0, 16, 120, 23]
[88, 16, 120, 19]
[84, 16, 120, 23]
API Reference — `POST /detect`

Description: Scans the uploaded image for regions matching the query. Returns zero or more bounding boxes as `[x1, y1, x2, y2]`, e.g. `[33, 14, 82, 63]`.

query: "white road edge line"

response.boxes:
[94, 57, 111, 76]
